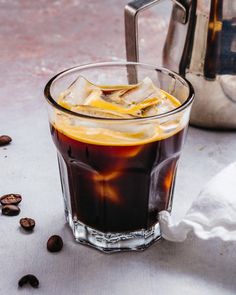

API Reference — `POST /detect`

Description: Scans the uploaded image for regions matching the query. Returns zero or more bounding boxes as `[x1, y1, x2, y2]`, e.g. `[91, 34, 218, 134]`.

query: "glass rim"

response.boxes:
[44, 61, 195, 122]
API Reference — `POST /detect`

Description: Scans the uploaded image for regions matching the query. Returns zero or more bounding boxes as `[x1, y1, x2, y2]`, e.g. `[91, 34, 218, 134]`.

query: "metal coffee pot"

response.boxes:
[125, 0, 236, 129]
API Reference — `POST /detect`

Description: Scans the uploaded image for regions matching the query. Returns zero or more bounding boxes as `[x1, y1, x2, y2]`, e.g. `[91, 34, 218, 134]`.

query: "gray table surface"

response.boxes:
[0, 1, 236, 294]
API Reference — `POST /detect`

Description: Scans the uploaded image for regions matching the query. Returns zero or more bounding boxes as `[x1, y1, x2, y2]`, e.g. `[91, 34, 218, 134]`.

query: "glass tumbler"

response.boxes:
[44, 62, 194, 253]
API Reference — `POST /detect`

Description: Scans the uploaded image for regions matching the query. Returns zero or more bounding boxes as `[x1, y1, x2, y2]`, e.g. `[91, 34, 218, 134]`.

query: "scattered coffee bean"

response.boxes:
[0, 193, 22, 206]
[47, 235, 63, 252]
[18, 274, 39, 288]
[0, 135, 12, 146]
[2, 205, 20, 216]
[20, 218, 35, 231]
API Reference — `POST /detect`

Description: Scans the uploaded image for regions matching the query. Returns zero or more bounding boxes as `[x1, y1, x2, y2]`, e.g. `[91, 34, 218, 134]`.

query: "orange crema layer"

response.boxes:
[52, 122, 184, 146]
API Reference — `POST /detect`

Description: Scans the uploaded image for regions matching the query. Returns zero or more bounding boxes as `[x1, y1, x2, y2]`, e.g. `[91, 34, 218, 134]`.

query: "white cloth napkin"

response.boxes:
[159, 162, 236, 242]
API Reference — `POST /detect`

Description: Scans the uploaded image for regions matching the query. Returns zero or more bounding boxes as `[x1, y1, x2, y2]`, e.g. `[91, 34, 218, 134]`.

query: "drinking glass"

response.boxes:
[44, 62, 194, 253]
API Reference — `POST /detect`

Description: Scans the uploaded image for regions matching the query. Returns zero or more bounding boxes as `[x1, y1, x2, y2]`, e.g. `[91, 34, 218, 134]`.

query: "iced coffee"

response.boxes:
[44, 62, 194, 252]
[51, 76, 185, 231]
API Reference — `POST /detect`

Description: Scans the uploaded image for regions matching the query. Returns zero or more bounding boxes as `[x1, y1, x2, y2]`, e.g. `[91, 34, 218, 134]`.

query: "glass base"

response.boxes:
[66, 212, 161, 253]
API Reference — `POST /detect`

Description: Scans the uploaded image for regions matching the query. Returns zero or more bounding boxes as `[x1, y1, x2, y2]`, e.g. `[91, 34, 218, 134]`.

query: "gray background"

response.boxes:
[0, 1, 236, 294]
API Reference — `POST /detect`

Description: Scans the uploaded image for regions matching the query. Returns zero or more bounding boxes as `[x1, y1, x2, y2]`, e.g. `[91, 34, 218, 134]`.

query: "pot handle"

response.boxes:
[125, 0, 188, 62]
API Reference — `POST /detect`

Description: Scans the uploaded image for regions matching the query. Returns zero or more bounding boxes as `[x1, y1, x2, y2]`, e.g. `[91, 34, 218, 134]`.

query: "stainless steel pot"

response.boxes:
[125, 0, 236, 129]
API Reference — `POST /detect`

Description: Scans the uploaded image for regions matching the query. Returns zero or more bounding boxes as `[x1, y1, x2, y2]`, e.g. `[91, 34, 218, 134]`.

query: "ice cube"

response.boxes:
[121, 77, 165, 104]
[58, 76, 96, 107]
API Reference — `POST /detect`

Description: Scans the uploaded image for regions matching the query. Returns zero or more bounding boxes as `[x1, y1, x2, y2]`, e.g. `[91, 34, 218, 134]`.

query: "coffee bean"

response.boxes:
[20, 218, 35, 231]
[0, 193, 22, 206]
[0, 135, 12, 146]
[18, 274, 39, 288]
[47, 235, 63, 252]
[2, 205, 20, 216]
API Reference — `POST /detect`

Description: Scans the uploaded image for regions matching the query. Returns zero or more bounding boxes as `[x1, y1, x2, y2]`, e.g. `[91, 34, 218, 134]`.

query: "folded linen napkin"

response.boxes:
[159, 162, 236, 242]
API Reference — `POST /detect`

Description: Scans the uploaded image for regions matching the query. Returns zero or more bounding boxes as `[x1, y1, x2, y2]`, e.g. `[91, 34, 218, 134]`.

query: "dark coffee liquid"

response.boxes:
[51, 125, 186, 232]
